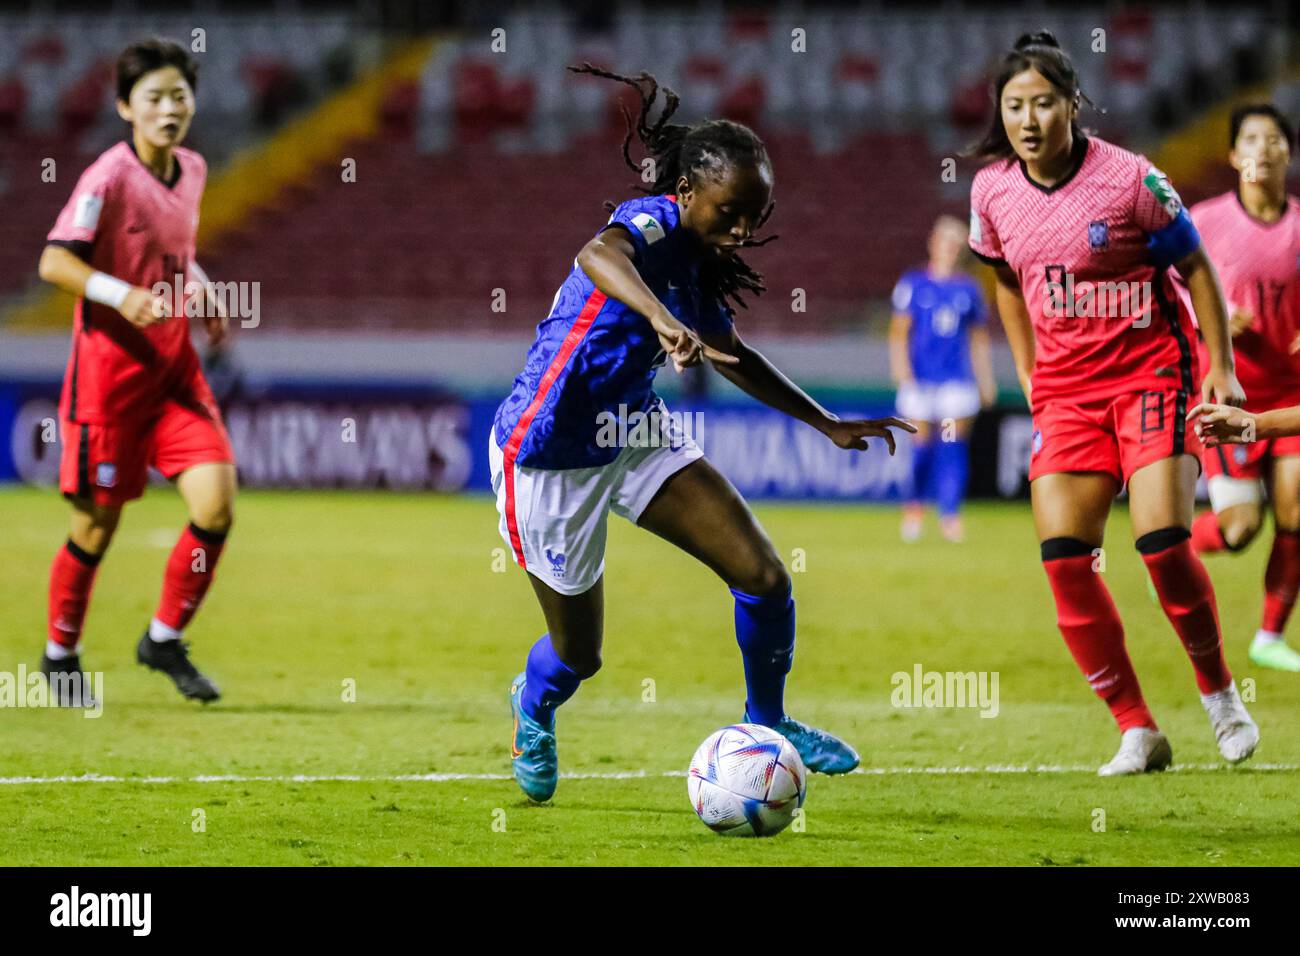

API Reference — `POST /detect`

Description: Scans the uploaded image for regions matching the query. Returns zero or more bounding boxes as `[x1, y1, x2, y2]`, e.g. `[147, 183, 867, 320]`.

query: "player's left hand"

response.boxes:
[822, 415, 917, 454]
[1201, 366, 1245, 408]
[1187, 402, 1259, 446]
[1227, 308, 1256, 338]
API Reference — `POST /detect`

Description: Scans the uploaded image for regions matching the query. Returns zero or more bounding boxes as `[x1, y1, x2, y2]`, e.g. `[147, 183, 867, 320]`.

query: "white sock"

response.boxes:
[45, 639, 77, 660]
[148, 618, 182, 642]
[1254, 629, 1282, 646]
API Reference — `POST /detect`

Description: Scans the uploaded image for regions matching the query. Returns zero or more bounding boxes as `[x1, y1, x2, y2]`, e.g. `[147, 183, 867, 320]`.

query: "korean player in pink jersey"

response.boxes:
[968, 32, 1257, 774]
[38, 39, 234, 705]
[1177, 105, 1300, 673]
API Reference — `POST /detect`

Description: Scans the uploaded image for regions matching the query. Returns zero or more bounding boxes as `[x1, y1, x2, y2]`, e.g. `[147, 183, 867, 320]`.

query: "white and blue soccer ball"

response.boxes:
[687, 723, 807, 837]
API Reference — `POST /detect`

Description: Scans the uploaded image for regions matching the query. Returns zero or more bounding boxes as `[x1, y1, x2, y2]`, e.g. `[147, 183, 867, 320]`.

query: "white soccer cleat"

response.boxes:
[1201, 681, 1259, 764]
[1097, 727, 1173, 776]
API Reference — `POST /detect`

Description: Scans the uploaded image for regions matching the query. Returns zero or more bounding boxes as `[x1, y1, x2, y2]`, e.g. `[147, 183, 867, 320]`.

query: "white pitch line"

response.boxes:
[0, 763, 1296, 785]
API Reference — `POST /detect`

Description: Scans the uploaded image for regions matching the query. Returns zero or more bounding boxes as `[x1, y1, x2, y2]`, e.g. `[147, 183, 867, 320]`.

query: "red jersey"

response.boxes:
[47, 140, 208, 425]
[969, 135, 1198, 410]
[1187, 191, 1300, 410]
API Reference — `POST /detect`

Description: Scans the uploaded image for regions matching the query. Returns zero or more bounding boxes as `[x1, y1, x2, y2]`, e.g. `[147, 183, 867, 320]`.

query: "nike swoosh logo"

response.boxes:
[510, 715, 523, 759]
[1085, 667, 1109, 681]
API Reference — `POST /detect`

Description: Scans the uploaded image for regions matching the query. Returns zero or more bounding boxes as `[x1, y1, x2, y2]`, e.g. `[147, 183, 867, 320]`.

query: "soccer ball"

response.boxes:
[687, 723, 807, 837]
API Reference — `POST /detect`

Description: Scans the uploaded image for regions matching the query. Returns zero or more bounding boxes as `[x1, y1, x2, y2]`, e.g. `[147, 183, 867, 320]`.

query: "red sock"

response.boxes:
[1138, 528, 1232, 695]
[1262, 529, 1300, 634]
[1191, 511, 1227, 554]
[47, 540, 102, 651]
[155, 523, 228, 632]
[1042, 542, 1155, 731]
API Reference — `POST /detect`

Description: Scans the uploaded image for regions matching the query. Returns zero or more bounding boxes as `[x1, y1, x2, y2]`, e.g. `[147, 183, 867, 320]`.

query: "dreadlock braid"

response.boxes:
[568, 62, 777, 315]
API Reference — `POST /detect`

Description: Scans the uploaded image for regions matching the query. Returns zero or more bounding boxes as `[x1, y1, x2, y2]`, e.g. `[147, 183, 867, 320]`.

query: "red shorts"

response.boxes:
[1029, 388, 1203, 484]
[60, 383, 234, 508]
[1202, 430, 1300, 481]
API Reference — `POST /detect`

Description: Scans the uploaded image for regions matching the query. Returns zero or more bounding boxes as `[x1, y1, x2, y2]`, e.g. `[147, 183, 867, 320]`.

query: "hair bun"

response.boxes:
[1014, 30, 1060, 51]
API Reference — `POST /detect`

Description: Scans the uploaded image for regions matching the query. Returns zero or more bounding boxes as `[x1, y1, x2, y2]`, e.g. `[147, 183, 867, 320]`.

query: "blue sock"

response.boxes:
[935, 438, 970, 518]
[520, 633, 580, 728]
[732, 584, 795, 726]
[910, 441, 935, 504]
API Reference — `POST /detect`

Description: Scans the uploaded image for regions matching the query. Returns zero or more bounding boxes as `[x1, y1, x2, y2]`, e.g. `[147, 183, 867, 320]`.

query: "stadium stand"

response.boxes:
[0, 5, 1280, 336]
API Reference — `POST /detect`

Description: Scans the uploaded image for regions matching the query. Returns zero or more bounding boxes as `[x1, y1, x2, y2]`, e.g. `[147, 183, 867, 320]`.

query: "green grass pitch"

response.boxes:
[1, 486, 1297, 866]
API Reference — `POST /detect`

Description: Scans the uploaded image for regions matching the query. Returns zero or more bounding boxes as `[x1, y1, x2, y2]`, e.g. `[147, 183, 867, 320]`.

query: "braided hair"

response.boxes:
[568, 63, 776, 315]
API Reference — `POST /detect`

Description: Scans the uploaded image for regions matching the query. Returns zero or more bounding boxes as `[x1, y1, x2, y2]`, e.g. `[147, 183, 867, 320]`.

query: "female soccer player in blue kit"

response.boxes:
[890, 214, 997, 543]
[490, 65, 915, 802]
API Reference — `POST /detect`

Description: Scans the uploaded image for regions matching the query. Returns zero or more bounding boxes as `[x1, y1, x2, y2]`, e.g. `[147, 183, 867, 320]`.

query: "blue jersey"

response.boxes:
[494, 194, 734, 469]
[892, 270, 986, 383]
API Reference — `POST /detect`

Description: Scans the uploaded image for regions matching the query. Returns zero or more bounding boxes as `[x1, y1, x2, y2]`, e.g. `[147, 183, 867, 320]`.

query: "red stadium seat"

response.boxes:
[0, 77, 27, 132]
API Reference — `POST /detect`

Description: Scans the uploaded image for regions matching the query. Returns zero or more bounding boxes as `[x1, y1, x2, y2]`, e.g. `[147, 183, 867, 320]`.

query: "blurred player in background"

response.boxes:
[889, 214, 997, 542]
[968, 32, 1257, 775]
[1182, 105, 1300, 673]
[37, 38, 233, 705]
[493, 65, 914, 803]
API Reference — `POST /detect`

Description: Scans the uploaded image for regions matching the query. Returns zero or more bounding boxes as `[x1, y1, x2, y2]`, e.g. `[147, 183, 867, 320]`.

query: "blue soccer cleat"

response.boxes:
[747, 710, 860, 775]
[510, 672, 558, 802]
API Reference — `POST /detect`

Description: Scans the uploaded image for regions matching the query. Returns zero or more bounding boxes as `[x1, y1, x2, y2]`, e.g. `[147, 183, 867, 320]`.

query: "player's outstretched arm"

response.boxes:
[1178, 246, 1244, 407]
[699, 325, 916, 454]
[575, 227, 737, 371]
[991, 263, 1034, 404]
[38, 244, 169, 328]
[1189, 401, 1300, 445]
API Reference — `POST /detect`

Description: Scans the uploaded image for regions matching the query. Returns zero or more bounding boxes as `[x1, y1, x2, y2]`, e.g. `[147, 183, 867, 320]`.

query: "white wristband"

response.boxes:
[84, 271, 132, 310]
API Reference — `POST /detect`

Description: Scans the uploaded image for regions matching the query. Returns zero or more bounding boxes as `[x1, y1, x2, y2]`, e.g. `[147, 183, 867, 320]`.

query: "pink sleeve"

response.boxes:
[968, 170, 1004, 262]
[47, 161, 117, 246]
[1131, 154, 1186, 234]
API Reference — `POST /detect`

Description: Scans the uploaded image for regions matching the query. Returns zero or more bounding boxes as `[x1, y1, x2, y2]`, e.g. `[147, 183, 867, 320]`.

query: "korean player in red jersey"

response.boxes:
[968, 33, 1257, 774]
[38, 39, 233, 705]
[1179, 105, 1300, 673]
